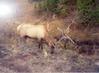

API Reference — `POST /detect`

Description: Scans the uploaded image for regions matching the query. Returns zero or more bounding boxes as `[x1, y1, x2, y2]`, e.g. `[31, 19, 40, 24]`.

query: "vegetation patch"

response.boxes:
[77, 0, 99, 27]
[35, 0, 68, 17]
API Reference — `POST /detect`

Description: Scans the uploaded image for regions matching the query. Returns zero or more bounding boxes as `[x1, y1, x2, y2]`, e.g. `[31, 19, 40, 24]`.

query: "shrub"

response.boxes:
[77, 0, 99, 27]
[37, 0, 68, 17]
[56, 0, 68, 16]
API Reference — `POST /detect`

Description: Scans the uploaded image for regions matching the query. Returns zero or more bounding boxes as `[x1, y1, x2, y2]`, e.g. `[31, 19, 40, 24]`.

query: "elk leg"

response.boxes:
[50, 44, 55, 54]
[38, 38, 44, 50]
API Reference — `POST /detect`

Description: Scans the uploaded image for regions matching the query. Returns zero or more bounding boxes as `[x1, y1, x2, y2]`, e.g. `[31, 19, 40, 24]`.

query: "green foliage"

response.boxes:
[56, 0, 68, 16]
[77, 0, 99, 27]
[37, 0, 68, 17]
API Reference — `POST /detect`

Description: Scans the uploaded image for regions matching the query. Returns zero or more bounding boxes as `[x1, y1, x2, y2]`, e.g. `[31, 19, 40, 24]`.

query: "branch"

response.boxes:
[57, 27, 75, 44]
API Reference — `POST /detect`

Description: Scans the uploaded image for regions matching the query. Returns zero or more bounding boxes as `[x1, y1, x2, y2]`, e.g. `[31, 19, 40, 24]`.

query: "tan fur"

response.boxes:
[17, 23, 53, 47]
[17, 23, 47, 39]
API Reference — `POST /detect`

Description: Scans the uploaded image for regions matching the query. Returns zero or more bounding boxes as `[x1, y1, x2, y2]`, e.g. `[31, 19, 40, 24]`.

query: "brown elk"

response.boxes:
[17, 22, 54, 51]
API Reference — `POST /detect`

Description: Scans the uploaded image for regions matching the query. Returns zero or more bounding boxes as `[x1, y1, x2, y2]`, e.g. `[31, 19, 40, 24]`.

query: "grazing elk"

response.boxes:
[17, 22, 55, 51]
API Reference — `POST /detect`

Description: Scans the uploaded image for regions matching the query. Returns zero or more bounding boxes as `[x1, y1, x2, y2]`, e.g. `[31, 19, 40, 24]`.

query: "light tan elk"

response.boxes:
[17, 23, 54, 50]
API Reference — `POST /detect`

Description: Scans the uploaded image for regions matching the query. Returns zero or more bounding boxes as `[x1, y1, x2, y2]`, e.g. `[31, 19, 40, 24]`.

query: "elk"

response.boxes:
[17, 22, 54, 50]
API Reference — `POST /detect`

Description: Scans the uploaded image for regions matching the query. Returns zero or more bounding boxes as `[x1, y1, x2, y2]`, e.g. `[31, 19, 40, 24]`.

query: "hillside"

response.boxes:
[0, 0, 99, 73]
